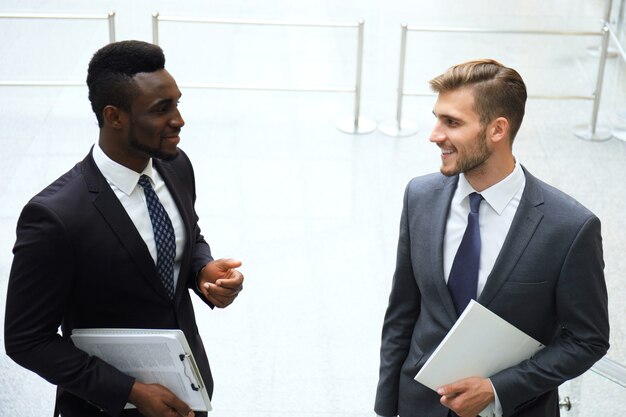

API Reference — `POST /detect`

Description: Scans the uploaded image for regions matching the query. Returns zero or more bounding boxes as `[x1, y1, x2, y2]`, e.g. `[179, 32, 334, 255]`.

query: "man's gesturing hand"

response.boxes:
[198, 258, 244, 308]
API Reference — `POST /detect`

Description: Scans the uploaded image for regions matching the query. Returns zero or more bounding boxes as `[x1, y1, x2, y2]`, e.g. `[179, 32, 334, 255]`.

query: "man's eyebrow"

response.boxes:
[433, 111, 461, 121]
[149, 96, 180, 108]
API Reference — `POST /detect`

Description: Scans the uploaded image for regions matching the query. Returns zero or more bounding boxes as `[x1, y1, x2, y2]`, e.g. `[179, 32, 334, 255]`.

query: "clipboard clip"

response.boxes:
[179, 354, 202, 391]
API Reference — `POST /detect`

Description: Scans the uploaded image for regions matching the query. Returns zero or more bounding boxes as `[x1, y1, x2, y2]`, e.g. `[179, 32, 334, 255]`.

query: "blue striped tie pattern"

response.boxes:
[447, 192, 483, 316]
[138, 174, 176, 299]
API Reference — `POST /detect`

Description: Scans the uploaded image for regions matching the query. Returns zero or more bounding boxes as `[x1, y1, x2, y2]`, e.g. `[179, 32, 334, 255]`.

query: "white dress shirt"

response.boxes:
[444, 161, 526, 296]
[442, 161, 526, 417]
[92, 144, 186, 288]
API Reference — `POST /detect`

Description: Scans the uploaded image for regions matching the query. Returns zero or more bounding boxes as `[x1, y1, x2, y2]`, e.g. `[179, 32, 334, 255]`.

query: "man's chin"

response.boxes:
[440, 165, 459, 177]
[148, 146, 179, 161]
[158, 149, 180, 161]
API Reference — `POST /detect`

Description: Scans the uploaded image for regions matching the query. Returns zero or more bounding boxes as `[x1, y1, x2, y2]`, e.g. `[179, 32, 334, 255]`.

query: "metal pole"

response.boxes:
[108, 11, 116, 43]
[152, 12, 160, 45]
[157, 15, 357, 29]
[0, 12, 110, 20]
[574, 23, 612, 141]
[604, 0, 615, 23]
[617, 0, 626, 35]
[608, 24, 626, 61]
[352, 19, 365, 129]
[591, 25, 611, 134]
[337, 19, 376, 134]
[395, 24, 408, 130]
[378, 23, 418, 137]
[406, 25, 601, 36]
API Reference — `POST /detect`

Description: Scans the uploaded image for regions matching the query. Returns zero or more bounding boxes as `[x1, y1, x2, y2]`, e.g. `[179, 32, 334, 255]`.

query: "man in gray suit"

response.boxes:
[374, 59, 609, 417]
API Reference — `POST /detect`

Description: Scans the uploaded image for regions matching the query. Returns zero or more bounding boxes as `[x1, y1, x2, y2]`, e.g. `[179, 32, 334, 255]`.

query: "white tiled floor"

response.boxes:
[1, 1, 625, 416]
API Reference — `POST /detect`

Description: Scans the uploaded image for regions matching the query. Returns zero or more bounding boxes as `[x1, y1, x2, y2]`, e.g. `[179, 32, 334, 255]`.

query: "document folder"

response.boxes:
[415, 300, 545, 391]
[71, 328, 211, 411]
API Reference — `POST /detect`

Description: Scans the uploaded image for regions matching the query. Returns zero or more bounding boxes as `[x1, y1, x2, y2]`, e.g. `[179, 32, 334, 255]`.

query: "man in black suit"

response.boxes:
[4, 40, 244, 417]
[375, 59, 609, 417]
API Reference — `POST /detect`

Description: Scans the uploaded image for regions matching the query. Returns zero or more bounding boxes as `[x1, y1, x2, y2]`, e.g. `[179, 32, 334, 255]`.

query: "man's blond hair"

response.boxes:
[429, 59, 527, 142]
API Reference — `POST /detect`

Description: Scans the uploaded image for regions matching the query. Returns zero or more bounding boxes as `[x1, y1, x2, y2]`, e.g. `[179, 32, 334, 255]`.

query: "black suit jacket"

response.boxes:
[4, 148, 214, 416]
[375, 168, 610, 417]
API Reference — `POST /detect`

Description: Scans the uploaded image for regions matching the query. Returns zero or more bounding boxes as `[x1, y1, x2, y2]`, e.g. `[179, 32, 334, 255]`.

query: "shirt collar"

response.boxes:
[92, 143, 155, 195]
[457, 161, 525, 215]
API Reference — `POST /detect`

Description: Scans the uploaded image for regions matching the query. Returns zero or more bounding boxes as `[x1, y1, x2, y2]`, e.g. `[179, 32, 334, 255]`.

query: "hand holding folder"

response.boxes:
[415, 300, 545, 391]
[71, 328, 211, 412]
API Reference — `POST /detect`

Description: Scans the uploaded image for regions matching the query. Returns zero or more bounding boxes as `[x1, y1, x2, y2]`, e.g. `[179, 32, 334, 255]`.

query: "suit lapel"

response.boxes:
[430, 175, 460, 323]
[478, 167, 545, 306]
[82, 151, 173, 302]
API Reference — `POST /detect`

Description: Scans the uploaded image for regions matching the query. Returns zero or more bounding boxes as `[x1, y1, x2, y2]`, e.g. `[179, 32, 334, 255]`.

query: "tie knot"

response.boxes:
[138, 175, 152, 189]
[468, 192, 483, 214]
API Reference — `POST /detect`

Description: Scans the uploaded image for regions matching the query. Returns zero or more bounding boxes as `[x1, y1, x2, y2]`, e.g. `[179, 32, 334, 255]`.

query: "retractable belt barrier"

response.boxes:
[378, 23, 612, 141]
[152, 13, 376, 134]
[0, 12, 116, 86]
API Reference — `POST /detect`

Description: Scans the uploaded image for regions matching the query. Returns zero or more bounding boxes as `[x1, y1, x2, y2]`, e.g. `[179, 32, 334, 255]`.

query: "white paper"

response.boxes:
[415, 300, 545, 391]
[71, 328, 211, 412]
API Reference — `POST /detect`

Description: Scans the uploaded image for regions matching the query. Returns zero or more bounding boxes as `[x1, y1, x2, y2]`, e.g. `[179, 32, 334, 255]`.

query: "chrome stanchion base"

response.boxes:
[336, 116, 377, 134]
[572, 124, 613, 141]
[378, 119, 419, 137]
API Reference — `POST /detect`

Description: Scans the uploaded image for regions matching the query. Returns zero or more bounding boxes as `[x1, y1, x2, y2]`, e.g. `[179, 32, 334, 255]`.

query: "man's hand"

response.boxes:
[437, 377, 494, 417]
[198, 258, 244, 308]
[128, 381, 194, 417]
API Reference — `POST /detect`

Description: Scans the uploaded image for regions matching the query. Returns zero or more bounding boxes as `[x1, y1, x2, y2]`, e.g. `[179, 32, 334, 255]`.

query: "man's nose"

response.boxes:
[171, 109, 185, 128]
[429, 123, 445, 143]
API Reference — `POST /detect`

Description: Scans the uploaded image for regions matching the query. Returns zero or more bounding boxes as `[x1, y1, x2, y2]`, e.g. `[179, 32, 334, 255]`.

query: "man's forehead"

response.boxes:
[132, 69, 181, 98]
[433, 87, 477, 118]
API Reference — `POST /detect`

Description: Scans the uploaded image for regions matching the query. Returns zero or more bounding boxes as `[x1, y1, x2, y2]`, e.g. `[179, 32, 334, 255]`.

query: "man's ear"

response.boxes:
[102, 105, 126, 129]
[489, 117, 510, 145]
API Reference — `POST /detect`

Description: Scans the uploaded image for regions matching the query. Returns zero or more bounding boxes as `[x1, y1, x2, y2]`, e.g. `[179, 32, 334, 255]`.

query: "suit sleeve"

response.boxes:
[375, 182, 421, 416]
[490, 214, 610, 416]
[4, 202, 134, 416]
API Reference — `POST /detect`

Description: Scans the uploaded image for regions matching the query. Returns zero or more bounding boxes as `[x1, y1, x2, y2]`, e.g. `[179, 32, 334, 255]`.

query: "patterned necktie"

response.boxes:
[138, 174, 176, 299]
[448, 192, 484, 316]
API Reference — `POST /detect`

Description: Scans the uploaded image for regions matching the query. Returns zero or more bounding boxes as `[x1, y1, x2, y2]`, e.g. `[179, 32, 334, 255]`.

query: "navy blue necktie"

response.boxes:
[138, 175, 176, 299]
[448, 192, 483, 316]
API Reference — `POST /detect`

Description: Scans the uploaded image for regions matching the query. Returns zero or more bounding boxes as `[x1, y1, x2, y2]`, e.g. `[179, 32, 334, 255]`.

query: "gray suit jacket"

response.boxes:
[375, 167, 609, 417]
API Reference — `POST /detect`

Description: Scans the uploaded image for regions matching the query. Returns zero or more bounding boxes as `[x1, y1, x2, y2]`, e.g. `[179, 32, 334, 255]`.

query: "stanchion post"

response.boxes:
[108, 11, 116, 43]
[605, 0, 616, 23]
[608, 7, 626, 141]
[396, 24, 408, 129]
[353, 19, 365, 129]
[574, 24, 613, 141]
[592, 25, 611, 133]
[378, 24, 419, 137]
[336, 18, 376, 134]
[152, 12, 160, 45]
[588, 0, 617, 57]
[617, 0, 626, 37]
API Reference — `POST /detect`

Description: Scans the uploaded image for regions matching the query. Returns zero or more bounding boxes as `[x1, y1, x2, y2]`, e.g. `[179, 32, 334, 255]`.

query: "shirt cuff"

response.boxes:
[478, 379, 502, 417]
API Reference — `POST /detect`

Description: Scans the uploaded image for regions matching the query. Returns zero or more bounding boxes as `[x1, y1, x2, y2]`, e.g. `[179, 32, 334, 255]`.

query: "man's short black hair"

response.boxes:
[87, 40, 165, 127]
